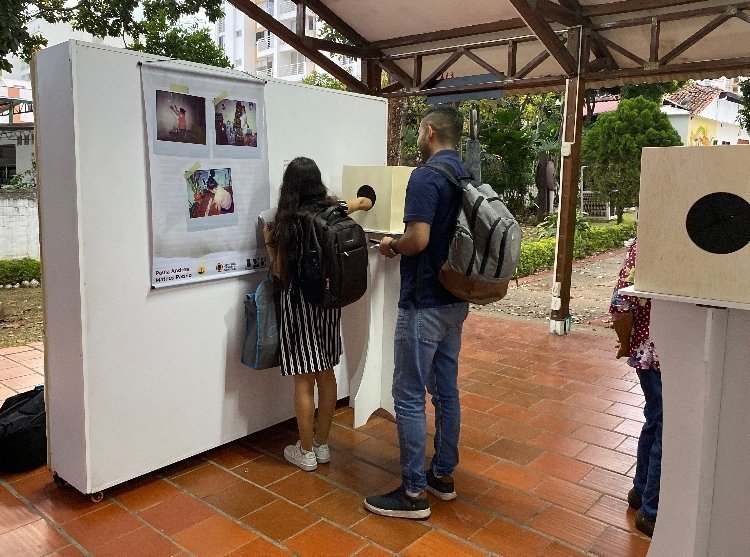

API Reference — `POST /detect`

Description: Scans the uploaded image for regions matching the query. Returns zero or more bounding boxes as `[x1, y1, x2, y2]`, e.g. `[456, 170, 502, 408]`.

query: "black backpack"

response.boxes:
[0, 385, 47, 472]
[297, 204, 368, 308]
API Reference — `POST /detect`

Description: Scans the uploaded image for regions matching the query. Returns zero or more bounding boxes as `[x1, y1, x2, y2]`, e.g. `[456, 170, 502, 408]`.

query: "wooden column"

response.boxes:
[549, 73, 585, 334]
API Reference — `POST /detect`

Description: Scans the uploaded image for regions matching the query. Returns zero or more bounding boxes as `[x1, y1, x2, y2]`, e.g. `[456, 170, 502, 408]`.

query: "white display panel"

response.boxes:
[35, 41, 387, 493]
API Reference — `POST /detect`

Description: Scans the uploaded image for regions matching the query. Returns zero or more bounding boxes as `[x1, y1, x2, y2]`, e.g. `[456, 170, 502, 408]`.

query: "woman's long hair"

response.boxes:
[270, 157, 336, 286]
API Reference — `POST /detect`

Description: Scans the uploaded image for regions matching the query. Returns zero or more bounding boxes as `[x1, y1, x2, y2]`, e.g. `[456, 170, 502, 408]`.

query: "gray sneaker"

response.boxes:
[284, 441, 317, 471]
[364, 486, 431, 519]
[313, 441, 331, 463]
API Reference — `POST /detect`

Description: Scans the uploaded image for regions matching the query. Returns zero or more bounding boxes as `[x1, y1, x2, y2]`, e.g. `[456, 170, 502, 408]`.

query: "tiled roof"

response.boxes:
[664, 83, 723, 115]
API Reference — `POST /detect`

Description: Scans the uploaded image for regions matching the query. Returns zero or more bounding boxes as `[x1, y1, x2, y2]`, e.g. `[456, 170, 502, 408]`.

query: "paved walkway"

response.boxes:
[0, 314, 650, 556]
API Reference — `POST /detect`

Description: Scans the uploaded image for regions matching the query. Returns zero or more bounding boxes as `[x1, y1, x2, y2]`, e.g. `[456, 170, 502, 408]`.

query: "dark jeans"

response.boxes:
[634, 367, 662, 520]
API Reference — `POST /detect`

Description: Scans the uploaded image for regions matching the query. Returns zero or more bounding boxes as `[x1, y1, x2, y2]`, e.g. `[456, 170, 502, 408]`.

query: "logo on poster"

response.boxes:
[215, 262, 237, 273]
[197, 265, 206, 275]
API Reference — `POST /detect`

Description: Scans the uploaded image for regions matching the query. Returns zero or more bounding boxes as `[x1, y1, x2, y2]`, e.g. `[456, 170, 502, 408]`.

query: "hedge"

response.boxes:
[517, 221, 636, 278]
[0, 258, 41, 284]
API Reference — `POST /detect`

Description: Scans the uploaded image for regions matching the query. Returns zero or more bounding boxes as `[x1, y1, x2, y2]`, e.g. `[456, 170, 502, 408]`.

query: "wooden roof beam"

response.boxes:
[508, 0, 579, 75]
[229, 0, 370, 93]
[557, 0, 618, 70]
[659, 9, 734, 65]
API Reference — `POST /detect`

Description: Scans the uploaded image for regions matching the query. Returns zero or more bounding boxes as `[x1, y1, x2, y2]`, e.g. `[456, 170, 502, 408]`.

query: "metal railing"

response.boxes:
[256, 37, 274, 51]
[259, 0, 274, 14]
[277, 62, 305, 77]
[254, 67, 274, 78]
[278, 0, 296, 14]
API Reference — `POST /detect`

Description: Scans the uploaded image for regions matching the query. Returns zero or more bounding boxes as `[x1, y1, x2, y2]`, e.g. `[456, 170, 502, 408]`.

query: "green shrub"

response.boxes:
[517, 221, 635, 278]
[0, 258, 41, 284]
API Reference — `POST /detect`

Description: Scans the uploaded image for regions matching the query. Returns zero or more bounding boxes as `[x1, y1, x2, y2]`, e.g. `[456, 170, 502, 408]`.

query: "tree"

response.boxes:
[2, 0, 223, 73]
[129, 11, 230, 68]
[620, 81, 684, 103]
[581, 96, 682, 223]
[738, 78, 750, 135]
[300, 70, 347, 91]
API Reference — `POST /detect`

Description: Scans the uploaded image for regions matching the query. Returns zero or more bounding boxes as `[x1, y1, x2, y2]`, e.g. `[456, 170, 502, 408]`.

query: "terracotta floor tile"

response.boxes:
[541, 542, 586, 556]
[242, 499, 318, 541]
[160, 456, 207, 479]
[469, 517, 552, 557]
[11, 471, 101, 524]
[529, 452, 593, 484]
[232, 455, 296, 486]
[590, 526, 650, 557]
[306, 489, 369, 528]
[527, 373, 571, 389]
[353, 545, 393, 557]
[402, 529, 487, 557]
[0, 365, 33, 381]
[326, 424, 370, 451]
[530, 414, 581, 435]
[460, 392, 498, 413]
[485, 438, 544, 465]
[0, 519, 68, 556]
[474, 485, 547, 523]
[484, 460, 545, 491]
[600, 389, 644, 407]
[614, 420, 644, 438]
[61, 503, 142, 550]
[606, 403, 645, 423]
[456, 447, 497, 475]
[349, 437, 402, 467]
[570, 425, 627, 450]
[3, 373, 44, 391]
[499, 390, 543, 408]
[452, 470, 494, 502]
[267, 470, 335, 506]
[114, 478, 181, 512]
[461, 381, 509, 401]
[616, 436, 639, 457]
[93, 526, 182, 557]
[569, 408, 624, 431]
[139, 493, 217, 536]
[576, 445, 635, 475]
[459, 425, 496, 450]
[463, 369, 503, 385]
[327, 460, 399, 496]
[427, 498, 493, 539]
[529, 384, 574, 402]
[532, 478, 601, 514]
[579, 468, 633, 501]
[172, 514, 257, 555]
[227, 536, 292, 556]
[565, 393, 614, 413]
[351, 514, 429, 553]
[203, 444, 262, 469]
[171, 463, 242, 498]
[460, 408, 499, 430]
[585, 495, 639, 533]
[529, 432, 587, 458]
[0, 498, 41, 535]
[203, 480, 275, 518]
[357, 420, 399, 447]
[530, 505, 607, 550]
[560, 381, 607, 398]
[488, 417, 543, 442]
[47, 545, 86, 557]
[593, 378, 637, 392]
[286, 519, 367, 557]
[0, 346, 35, 356]
[487, 402, 538, 423]
[332, 406, 356, 428]
[629, 384, 643, 395]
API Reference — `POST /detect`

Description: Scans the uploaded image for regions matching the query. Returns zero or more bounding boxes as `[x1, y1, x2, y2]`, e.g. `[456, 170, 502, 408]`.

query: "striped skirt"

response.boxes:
[279, 287, 342, 376]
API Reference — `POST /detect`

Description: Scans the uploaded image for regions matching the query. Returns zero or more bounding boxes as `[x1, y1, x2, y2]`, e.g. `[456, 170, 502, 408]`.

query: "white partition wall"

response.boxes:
[34, 41, 387, 494]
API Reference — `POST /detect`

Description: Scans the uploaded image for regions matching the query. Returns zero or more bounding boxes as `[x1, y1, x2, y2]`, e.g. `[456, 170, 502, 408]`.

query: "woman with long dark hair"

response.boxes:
[263, 157, 373, 471]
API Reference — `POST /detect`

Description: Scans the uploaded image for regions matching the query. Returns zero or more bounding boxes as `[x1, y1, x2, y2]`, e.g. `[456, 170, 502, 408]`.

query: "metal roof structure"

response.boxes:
[228, 0, 750, 332]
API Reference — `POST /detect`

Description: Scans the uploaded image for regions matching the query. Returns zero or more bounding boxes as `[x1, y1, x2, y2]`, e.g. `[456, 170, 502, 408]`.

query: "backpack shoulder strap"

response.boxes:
[424, 162, 472, 190]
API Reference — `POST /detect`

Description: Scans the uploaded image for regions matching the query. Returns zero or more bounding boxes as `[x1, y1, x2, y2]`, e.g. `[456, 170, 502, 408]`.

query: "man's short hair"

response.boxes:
[422, 105, 464, 146]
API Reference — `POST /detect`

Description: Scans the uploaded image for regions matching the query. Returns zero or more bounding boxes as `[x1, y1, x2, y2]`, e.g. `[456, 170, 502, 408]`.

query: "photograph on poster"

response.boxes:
[155, 90, 207, 145]
[214, 99, 258, 147]
[187, 168, 234, 220]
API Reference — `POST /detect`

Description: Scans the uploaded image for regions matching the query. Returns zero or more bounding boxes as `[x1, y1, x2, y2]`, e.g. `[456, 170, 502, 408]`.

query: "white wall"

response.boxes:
[35, 41, 386, 493]
[666, 113, 690, 145]
[0, 190, 40, 260]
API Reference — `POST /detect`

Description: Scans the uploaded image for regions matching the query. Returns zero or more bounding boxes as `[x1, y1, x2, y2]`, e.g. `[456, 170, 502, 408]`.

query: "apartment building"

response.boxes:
[215, 0, 359, 81]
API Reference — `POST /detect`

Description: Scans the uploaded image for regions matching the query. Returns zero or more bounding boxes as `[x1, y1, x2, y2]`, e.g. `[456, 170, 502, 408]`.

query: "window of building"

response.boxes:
[236, 29, 242, 37]
[218, 36, 224, 48]
[235, 58, 243, 67]
[307, 15, 315, 30]
[217, 18, 225, 33]
[256, 32, 265, 41]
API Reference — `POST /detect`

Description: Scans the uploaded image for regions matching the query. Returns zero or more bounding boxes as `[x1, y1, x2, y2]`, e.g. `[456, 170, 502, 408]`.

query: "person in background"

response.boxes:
[263, 157, 373, 472]
[365, 105, 469, 520]
[610, 238, 661, 538]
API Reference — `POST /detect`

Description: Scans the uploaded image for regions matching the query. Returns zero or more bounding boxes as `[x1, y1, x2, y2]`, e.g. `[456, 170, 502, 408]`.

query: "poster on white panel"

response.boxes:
[140, 63, 270, 288]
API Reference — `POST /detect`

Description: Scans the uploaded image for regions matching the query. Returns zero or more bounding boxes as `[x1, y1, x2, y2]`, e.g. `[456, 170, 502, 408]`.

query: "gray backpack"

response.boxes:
[426, 162, 521, 304]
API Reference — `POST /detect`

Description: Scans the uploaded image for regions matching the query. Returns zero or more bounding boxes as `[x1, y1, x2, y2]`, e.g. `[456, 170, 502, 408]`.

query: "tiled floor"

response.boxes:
[0, 314, 651, 556]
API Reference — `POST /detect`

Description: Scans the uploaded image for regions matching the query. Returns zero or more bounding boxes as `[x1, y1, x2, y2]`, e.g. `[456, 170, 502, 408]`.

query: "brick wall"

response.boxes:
[0, 189, 40, 259]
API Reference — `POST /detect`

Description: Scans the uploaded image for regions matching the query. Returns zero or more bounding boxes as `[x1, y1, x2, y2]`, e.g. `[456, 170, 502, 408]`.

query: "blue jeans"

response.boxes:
[392, 302, 469, 494]
[634, 367, 662, 520]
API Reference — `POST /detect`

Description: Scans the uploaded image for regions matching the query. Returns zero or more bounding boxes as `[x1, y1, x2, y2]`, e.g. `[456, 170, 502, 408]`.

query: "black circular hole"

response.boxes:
[685, 192, 750, 254]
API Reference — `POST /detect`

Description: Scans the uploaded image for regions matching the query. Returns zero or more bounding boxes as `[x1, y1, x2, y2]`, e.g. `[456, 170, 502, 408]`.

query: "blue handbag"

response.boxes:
[241, 275, 281, 370]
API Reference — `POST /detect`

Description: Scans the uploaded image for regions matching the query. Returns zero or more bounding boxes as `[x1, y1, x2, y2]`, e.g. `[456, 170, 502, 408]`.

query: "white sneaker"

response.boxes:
[313, 441, 331, 463]
[284, 441, 317, 471]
